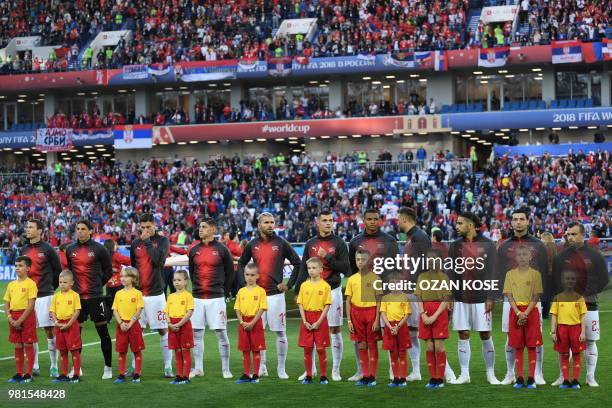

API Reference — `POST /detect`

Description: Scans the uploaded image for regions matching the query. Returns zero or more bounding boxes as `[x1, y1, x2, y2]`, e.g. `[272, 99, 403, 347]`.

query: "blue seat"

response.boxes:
[520, 101, 530, 110]
[466, 104, 474, 112]
[511, 101, 520, 110]
[566, 99, 576, 108]
[449, 104, 458, 113]
[558, 99, 568, 109]
[585, 98, 594, 107]
[441, 105, 450, 113]
[550, 100, 558, 109]
[457, 104, 466, 113]
[474, 102, 484, 112]
[538, 100, 546, 109]
[575, 99, 585, 108]
[502, 102, 510, 111]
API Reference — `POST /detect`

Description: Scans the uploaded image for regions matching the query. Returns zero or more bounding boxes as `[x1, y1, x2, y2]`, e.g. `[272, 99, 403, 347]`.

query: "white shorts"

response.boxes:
[585, 310, 600, 341]
[35, 295, 54, 328]
[407, 294, 419, 328]
[327, 287, 343, 327]
[140, 294, 168, 330]
[261, 293, 286, 332]
[191, 297, 227, 330]
[452, 302, 492, 332]
[502, 301, 542, 333]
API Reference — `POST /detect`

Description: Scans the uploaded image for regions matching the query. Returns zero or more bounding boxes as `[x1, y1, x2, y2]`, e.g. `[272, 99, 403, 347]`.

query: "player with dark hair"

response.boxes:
[551, 221, 608, 387]
[238, 212, 301, 379]
[66, 219, 113, 379]
[497, 208, 548, 386]
[347, 208, 398, 381]
[188, 218, 235, 379]
[448, 212, 500, 385]
[130, 213, 172, 377]
[20, 219, 62, 377]
[291, 210, 349, 382]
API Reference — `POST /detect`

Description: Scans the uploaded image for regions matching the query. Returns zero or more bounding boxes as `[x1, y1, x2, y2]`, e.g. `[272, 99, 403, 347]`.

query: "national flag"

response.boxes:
[113, 125, 153, 149]
[581, 42, 603, 63]
[383, 51, 431, 68]
[147, 63, 172, 76]
[237, 57, 258, 70]
[478, 46, 509, 67]
[603, 39, 612, 61]
[267, 56, 292, 76]
[434, 50, 448, 71]
[552, 41, 583, 64]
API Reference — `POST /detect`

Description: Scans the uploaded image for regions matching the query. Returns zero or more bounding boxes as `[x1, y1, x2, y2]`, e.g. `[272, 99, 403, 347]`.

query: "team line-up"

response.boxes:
[4, 208, 608, 389]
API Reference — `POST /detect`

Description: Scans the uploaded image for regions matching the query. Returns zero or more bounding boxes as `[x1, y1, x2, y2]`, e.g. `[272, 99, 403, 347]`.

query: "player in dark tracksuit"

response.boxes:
[290, 210, 349, 381]
[347, 208, 399, 381]
[66, 219, 113, 379]
[188, 218, 235, 378]
[551, 221, 609, 387]
[130, 213, 172, 376]
[20, 219, 62, 377]
[237, 212, 301, 379]
[496, 208, 548, 385]
[447, 212, 499, 384]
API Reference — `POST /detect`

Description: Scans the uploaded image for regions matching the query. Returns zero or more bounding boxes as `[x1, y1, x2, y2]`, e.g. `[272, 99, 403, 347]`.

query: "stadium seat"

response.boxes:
[441, 105, 450, 113]
[566, 99, 576, 109]
[549, 100, 558, 109]
[558, 100, 568, 109]
[585, 98, 594, 107]
[575, 99, 585, 108]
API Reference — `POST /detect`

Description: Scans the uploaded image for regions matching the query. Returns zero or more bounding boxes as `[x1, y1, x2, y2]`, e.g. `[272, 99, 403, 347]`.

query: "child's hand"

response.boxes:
[60, 324, 69, 331]
[390, 325, 398, 335]
[447, 303, 453, 312]
[244, 322, 254, 332]
[304, 322, 313, 331]
[422, 315, 432, 325]
[169, 324, 178, 332]
[551, 332, 557, 343]
[348, 321, 355, 334]
[579, 331, 585, 342]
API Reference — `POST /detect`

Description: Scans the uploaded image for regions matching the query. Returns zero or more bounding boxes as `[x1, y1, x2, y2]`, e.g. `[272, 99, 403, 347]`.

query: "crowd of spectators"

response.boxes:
[0, 147, 609, 264]
[0, 0, 609, 75]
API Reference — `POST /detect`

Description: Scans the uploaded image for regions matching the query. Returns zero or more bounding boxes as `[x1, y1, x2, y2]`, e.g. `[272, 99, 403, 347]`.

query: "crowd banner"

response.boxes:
[480, 6, 519, 24]
[123, 64, 149, 80]
[478, 47, 509, 67]
[552, 40, 583, 64]
[35, 128, 73, 152]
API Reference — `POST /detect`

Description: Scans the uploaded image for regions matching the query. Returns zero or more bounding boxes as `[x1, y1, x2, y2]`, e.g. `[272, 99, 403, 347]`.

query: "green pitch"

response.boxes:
[0, 282, 609, 408]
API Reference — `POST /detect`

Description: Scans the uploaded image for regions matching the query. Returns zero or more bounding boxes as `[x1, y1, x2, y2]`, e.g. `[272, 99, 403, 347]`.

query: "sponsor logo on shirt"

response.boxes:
[131, 298, 136, 303]
[181, 301, 185, 305]
[88, 252, 95, 257]
[68, 300, 72, 305]
[272, 246, 279, 251]
[254, 296, 258, 300]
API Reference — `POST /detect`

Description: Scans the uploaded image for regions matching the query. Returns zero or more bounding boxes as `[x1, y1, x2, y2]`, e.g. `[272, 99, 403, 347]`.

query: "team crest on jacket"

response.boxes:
[254, 296, 258, 300]
[272, 246, 279, 251]
[181, 301, 185, 305]
[131, 298, 136, 303]
[68, 300, 72, 305]
[318, 291, 323, 295]
[88, 252, 95, 257]
[37, 253, 45, 258]
[22, 288, 26, 292]
[212, 251, 218, 256]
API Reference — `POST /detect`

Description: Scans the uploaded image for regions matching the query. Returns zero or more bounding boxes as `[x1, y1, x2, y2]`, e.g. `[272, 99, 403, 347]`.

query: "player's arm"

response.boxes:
[586, 250, 609, 296]
[381, 309, 392, 329]
[236, 241, 252, 285]
[128, 307, 143, 329]
[314, 304, 330, 329]
[130, 241, 137, 267]
[147, 236, 170, 268]
[345, 294, 354, 333]
[372, 296, 381, 331]
[222, 246, 235, 297]
[485, 241, 498, 311]
[579, 309, 586, 342]
[549, 304, 558, 342]
[525, 274, 543, 316]
[298, 303, 309, 329]
[251, 307, 265, 325]
[116, 252, 131, 266]
[292, 242, 311, 296]
[64, 308, 80, 330]
[175, 309, 194, 328]
[397, 308, 410, 328]
[4, 296, 13, 325]
[98, 244, 113, 283]
[48, 244, 62, 290]
[327, 239, 350, 277]
[347, 239, 357, 276]
[430, 302, 447, 321]
[283, 240, 301, 291]
[15, 298, 36, 327]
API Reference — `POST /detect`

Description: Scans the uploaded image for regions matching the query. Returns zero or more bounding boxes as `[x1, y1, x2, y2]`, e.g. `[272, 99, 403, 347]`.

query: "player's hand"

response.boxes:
[60, 324, 69, 331]
[372, 320, 380, 332]
[140, 229, 151, 241]
[485, 299, 495, 313]
[244, 323, 253, 332]
[312, 321, 321, 330]
[579, 331, 585, 342]
[348, 321, 355, 333]
[551, 332, 557, 342]
[277, 283, 288, 292]
[390, 325, 398, 335]
[316, 247, 328, 258]
[447, 303, 454, 312]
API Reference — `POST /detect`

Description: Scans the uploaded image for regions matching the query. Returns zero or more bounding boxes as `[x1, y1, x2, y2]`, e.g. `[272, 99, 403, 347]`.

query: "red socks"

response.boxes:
[436, 351, 446, 379]
[561, 353, 570, 381]
[426, 351, 436, 379]
[317, 348, 327, 377]
[118, 352, 127, 375]
[515, 348, 524, 378]
[243, 351, 252, 375]
[399, 350, 408, 379]
[367, 343, 379, 378]
[71, 350, 81, 377]
[304, 348, 313, 377]
[527, 347, 536, 378]
[175, 349, 184, 378]
[358, 347, 370, 377]
[572, 353, 582, 381]
[182, 349, 191, 378]
[24, 345, 35, 376]
[390, 350, 399, 378]
[253, 351, 261, 376]
[60, 351, 69, 377]
[14, 347, 24, 376]
[134, 351, 143, 376]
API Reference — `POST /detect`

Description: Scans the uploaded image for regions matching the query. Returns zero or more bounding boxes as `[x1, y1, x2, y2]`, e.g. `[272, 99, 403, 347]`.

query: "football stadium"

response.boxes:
[0, 0, 610, 407]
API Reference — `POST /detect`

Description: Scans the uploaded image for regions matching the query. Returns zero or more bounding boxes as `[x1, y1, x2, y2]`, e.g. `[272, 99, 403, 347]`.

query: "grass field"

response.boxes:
[0, 281, 609, 408]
